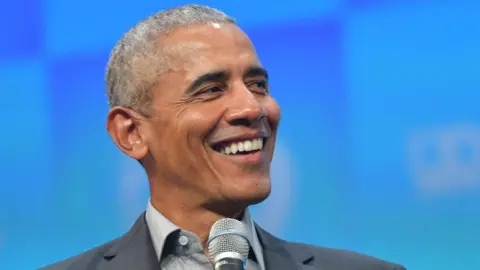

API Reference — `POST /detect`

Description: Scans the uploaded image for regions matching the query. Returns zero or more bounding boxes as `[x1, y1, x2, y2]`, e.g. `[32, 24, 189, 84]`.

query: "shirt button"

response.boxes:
[178, 235, 189, 246]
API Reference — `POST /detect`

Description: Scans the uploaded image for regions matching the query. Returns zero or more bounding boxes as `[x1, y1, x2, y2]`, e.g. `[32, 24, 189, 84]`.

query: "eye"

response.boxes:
[248, 80, 269, 93]
[200, 85, 224, 95]
[206, 86, 223, 93]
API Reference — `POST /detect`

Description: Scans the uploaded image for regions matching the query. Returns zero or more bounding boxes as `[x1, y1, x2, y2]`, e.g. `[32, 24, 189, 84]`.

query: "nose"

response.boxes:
[224, 89, 267, 126]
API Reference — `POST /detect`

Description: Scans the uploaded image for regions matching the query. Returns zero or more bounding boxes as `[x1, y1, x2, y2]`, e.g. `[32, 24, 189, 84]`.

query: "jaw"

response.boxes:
[206, 144, 272, 194]
[196, 134, 276, 202]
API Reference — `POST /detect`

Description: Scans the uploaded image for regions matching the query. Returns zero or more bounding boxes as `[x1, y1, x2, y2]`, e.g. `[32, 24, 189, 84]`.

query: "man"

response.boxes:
[42, 4, 406, 270]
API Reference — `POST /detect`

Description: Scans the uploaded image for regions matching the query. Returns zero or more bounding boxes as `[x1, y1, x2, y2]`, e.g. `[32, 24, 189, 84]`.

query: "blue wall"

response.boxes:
[1, 1, 479, 269]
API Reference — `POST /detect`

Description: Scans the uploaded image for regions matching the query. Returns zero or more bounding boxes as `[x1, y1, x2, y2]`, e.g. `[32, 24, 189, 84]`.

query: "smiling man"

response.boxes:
[41, 4, 405, 270]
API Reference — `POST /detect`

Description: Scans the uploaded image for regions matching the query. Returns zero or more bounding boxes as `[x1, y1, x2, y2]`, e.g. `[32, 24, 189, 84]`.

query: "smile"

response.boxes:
[213, 138, 266, 155]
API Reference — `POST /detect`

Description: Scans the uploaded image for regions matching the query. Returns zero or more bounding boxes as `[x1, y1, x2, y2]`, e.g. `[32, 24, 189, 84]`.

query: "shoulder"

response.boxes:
[256, 225, 406, 269]
[285, 241, 406, 270]
[39, 238, 121, 270]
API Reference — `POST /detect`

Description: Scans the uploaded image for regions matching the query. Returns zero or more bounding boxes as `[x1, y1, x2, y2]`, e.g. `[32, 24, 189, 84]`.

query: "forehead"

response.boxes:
[161, 23, 261, 72]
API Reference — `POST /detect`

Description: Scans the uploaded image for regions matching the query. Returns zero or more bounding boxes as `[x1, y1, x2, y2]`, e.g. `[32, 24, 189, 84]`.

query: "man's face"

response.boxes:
[144, 23, 281, 209]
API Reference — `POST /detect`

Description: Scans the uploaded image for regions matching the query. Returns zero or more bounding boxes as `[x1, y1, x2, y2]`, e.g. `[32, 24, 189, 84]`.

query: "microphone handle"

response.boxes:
[214, 257, 245, 270]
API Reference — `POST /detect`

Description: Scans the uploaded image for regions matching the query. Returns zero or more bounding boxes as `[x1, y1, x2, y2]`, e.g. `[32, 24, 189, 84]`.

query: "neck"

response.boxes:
[149, 187, 245, 249]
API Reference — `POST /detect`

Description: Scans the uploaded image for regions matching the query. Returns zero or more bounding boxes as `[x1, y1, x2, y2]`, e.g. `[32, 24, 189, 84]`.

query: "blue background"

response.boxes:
[1, 0, 479, 269]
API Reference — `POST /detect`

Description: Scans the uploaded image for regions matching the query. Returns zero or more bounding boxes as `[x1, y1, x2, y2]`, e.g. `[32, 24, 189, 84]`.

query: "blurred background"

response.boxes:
[1, 0, 479, 269]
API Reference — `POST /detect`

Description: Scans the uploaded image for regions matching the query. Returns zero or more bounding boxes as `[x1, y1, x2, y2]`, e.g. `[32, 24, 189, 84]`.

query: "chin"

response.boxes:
[227, 176, 272, 206]
[205, 184, 270, 217]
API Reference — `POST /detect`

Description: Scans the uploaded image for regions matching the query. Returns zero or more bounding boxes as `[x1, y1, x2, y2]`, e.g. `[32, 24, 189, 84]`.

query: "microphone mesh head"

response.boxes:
[207, 218, 250, 262]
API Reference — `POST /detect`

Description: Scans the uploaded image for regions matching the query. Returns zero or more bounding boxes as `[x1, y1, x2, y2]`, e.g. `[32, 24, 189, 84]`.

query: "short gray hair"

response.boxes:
[105, 5, 236, 116]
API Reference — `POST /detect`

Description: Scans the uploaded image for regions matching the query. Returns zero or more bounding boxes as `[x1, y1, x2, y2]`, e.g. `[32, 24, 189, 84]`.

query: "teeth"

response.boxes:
[244, 140, 253, 151]
[231, 143, 238, 154]
[238, 142, 244, 152]
[252, 139, 259, 150]
[218, 138, 264, 155]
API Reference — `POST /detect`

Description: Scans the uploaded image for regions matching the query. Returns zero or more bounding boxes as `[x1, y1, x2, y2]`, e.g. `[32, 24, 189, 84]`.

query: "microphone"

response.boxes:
[207, 218, 250, 270]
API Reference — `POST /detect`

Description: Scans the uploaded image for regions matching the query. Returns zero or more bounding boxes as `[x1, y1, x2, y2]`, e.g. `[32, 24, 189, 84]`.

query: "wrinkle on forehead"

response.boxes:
[139, 23, 254, 79]
[161, 23, 253, 57]
[155, 42, 211, 77]
[163, 41, 211, 62]
[152, 23, 260, 89]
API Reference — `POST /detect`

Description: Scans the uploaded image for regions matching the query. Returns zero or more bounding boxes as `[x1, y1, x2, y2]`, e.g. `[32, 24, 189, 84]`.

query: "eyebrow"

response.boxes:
[184, 66, 269, 94]
[244, 66, 269, 81]
[185, 71, 230, 94]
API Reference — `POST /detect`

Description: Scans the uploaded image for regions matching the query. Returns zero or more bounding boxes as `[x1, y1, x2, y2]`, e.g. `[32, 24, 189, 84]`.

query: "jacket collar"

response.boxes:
[255, 224, 316, 270]
[99, 212, 316, 270]
[99, 213, 158, 270]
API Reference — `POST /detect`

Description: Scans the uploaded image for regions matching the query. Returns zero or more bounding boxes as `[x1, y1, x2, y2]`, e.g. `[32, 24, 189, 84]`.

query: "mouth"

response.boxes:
[211, 137, 267, 156]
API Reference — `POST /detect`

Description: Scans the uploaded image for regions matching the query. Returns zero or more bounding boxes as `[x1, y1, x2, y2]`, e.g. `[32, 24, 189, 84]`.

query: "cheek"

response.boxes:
[264, 98, 281, 127]
[181, 109, 221, 139]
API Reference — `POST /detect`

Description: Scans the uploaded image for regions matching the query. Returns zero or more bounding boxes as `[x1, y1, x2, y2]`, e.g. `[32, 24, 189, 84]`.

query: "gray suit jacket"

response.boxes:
[40, 213, 406, 270]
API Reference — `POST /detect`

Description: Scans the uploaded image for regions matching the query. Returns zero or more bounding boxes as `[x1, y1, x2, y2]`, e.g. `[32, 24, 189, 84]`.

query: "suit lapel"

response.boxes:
[255, 225, 317, 270]
[98, 212, 159, 270]
[95, 213, 317, 270]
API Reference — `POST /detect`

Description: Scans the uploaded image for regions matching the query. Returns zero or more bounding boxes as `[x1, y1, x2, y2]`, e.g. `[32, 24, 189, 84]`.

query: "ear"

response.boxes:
[106, 106, 149, 160]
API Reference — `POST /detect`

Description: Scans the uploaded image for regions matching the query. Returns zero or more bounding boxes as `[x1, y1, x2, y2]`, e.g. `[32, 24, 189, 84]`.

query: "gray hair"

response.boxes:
[105, 5, 236, 116]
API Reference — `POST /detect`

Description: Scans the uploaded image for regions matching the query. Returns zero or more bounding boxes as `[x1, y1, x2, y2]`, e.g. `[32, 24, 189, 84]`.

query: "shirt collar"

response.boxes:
[145, 200, 179, 260]
[145, 200, 265, 269]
